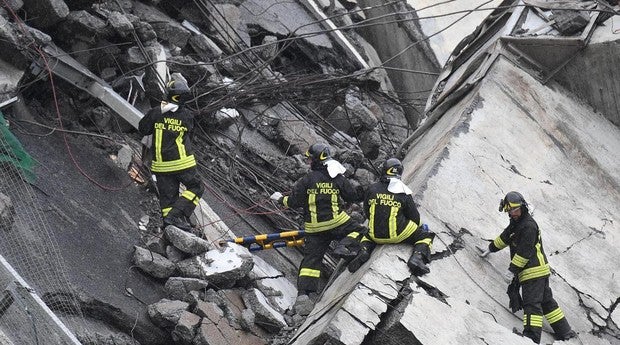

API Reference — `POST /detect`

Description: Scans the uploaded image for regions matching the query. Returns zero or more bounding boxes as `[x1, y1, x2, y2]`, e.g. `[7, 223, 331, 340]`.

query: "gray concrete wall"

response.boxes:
[553, 21, 620, 127]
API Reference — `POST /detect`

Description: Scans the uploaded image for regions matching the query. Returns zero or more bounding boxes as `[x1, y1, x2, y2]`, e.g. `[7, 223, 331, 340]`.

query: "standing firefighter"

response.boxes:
[270, 143, 365, 298]
[479, 191, 577, 343]
[348, 158, 435, 274]
[138, 76, 203, 231]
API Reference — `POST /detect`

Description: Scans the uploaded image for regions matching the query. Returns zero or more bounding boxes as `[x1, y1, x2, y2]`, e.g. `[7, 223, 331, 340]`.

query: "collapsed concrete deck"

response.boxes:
[291, 19, 620, 345]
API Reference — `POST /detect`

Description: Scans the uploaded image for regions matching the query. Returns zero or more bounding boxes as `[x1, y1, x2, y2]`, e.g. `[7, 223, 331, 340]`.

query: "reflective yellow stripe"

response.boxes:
[371, 220, 417, 244]
[545, 307, 565, 324]
[518, 264, 550, 282]
[368, 203, 376, 238]
[176, 131, 186, 158]
[331, 194, 338, 219]
[347, 232, 360, 239]
[155, 128, 163, 162]
[162, 207, 172, 217]
[511, 254, 529, 268]
[494, 236, 507, 249]
[304, 211, 350, 232]
[282, 196, 289, 207]
[151, 155, 196, 172]
[536, 234, 546, 266]
[389, 206, 398, 239]
[360, 235, 372, 243]
[299, 268, 321, 278]
[309, 194, 317, 223]
[523, 314, 542, 328]
[181, 190, 199, 205]
[415, 238, 433, 248]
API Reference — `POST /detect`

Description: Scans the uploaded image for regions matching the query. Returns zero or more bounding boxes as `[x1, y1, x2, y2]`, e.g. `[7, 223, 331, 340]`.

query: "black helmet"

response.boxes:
[305, 143, 331, 164]
[166, 78, 191, 104]
[499, 191, 528, 212]
[382, 158, 403, 179]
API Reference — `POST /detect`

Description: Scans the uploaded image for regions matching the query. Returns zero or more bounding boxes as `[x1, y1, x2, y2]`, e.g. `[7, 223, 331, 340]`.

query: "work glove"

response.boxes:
[507, 276, 523, 313]
[270, 192, 283, 202]
[503, 270, 515, 283]
[478, 249, 491, 258]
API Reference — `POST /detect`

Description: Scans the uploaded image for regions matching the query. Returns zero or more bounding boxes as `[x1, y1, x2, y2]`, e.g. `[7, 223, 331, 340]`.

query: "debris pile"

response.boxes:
[134, 222, 329, 344]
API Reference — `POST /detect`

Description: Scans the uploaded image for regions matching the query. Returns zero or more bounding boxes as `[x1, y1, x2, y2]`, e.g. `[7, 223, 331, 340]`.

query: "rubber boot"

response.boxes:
[407, 251, 430, 276]
[556, 330, 577, 341]
[164, 215, 192, 231]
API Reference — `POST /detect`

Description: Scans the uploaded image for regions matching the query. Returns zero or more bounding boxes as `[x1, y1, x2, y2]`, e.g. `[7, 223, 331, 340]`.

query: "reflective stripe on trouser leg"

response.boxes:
[523, 313, 543, 344]
[545, 307, 572, 336]
[297, 233, 330, 293]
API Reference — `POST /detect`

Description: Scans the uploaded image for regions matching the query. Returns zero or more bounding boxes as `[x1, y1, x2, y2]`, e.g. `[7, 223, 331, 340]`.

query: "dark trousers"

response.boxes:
[155, 167, 204, 219]
[400, 226, 435, 263]
[521, 277, 572, 343]
[298, 219, 363, 293]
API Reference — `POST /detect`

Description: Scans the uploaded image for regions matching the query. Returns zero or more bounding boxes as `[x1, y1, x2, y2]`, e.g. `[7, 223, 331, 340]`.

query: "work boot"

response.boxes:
[407, 252, 430, 276]
[163, 215, 192, 231]
[556, 330, 577, 341]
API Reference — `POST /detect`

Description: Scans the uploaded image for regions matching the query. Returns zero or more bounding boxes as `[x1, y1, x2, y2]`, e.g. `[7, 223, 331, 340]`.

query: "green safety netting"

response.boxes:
[0, 110, 36, 182]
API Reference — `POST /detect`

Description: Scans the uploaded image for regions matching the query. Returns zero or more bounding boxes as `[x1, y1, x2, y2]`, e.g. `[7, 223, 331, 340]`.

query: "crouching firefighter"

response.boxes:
[270, 143, 366, 299]
[138, 75, 203, 231]
[348, 158, 435, 275]
[479, 191, 577, 343]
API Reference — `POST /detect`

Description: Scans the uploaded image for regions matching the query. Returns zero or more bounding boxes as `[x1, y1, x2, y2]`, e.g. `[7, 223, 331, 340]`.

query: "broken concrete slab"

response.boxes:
[165, 277, 209, 302]
[242, 288, 287, 333]
[249, 255, 297, 313]
[176, 244, 254, 289]
[132, 1, 191, 49]
[21, 0, 69, 28]
[133, 245, 176, 279]
[165, 225, 211, 255]
[147, 299, 190, 329]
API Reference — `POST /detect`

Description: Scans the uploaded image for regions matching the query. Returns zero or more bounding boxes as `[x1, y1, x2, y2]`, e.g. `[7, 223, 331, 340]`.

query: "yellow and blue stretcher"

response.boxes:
[229, 230, 305, 251]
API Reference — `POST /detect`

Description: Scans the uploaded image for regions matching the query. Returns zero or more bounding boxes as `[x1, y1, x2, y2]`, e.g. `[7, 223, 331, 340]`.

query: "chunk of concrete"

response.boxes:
[147, 299, 190, 329]
[165, 226, 211, 255]
[242, 288, 287, 333]
[21, 0, 69, 28]
[176, 244, 253, 288]
[133, 246, 176, 279]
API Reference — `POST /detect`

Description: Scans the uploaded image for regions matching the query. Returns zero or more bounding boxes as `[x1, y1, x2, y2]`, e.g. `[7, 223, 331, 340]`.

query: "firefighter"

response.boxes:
[138, 75, 203, 231]
[270, 143, 365, 298]
[348, 158, 435, 275]
[479, 191, 577, 343]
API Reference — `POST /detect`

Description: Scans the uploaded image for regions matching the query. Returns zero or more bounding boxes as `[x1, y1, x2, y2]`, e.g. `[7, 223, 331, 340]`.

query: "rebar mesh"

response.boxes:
[0, 111, 85, 344]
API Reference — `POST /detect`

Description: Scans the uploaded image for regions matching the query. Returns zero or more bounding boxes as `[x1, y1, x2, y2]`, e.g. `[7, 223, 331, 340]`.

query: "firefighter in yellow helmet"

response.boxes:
[270, 143, 366, 297]
[138, 76, 203, 231]
[347, 158, 435, 275]
[479, 191, 577, 343]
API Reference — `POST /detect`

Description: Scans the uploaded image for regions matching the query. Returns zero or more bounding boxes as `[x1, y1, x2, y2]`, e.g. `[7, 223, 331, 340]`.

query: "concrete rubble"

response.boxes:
[0, 0, 618, 344]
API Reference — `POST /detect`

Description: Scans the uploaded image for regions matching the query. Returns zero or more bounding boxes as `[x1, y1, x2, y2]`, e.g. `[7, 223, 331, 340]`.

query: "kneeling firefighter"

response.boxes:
[348, 158, 435, 275]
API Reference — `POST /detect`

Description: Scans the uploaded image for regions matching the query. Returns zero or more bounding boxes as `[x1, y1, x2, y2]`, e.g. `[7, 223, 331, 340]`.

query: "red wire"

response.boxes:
[2, 1, 135, 191]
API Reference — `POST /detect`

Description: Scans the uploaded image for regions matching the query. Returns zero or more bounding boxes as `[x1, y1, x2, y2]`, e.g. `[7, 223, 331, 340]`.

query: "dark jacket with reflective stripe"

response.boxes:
[283, 166, 359, 233]
[363, 181, 420, 243]
[489, 211, 550, 283]
[138, 105, 196, 173]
